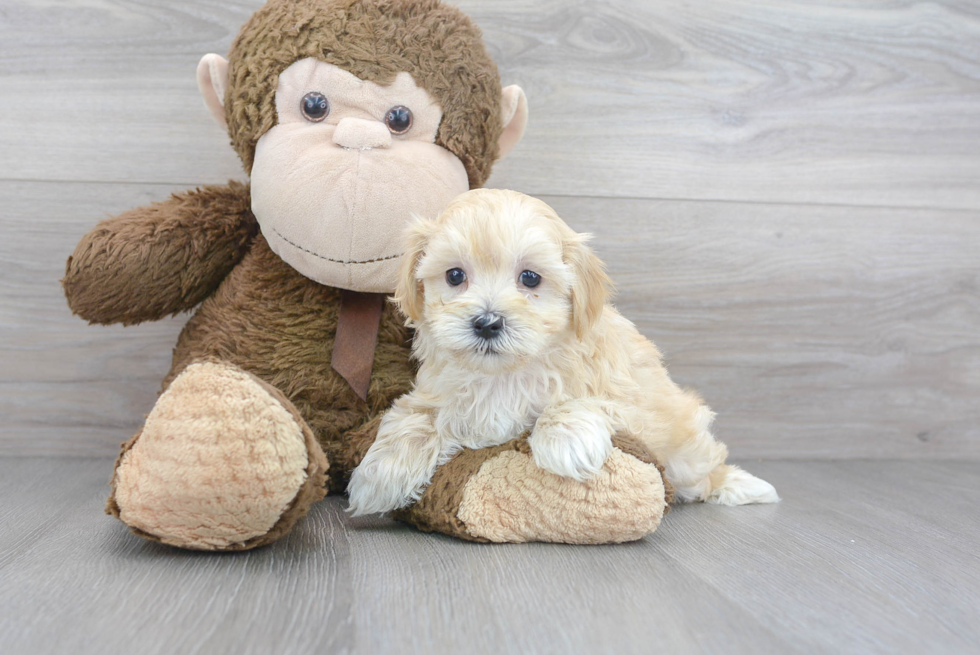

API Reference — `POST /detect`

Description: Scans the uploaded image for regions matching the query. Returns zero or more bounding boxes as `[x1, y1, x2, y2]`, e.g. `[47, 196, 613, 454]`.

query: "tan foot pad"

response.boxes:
[108, 361, 327, 550]
[397, 438, 668, 545]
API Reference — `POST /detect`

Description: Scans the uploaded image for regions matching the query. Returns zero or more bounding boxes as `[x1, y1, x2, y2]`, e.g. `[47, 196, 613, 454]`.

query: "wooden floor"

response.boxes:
[1, 457, 978, 655]
[2, 0, 979, 653]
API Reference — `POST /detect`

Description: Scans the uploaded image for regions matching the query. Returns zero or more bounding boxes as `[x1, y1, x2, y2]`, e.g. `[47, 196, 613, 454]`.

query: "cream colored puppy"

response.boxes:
[347, 189, 778, 516]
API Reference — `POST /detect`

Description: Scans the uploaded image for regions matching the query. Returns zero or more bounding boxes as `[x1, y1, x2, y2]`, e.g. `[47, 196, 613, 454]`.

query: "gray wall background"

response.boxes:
[1, 0, 978, 459]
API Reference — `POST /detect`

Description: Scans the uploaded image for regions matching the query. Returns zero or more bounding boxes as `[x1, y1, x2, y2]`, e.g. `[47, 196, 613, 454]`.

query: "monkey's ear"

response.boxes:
[497, 85, 528, 160]
[197, 54, 230, 129]
[393, 218, 436, 323]
[565, 232, 613, 339]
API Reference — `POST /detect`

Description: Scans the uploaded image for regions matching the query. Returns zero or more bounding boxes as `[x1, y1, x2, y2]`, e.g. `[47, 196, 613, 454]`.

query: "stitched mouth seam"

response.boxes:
[272, 227, 403, 265]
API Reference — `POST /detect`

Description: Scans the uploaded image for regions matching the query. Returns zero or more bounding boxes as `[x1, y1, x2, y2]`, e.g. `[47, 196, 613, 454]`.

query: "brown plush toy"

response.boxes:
[63, 0, 670, 550]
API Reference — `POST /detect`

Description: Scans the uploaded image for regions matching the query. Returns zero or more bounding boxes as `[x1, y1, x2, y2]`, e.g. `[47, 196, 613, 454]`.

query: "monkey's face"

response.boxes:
[250, 58, 470, 292]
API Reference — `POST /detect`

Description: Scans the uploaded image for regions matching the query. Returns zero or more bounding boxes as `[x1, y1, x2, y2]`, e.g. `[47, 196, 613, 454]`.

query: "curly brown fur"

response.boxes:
[226, 0, 503, 187]
[328, 415, 384, 491]
[63, 181, 257, 325]
[165, 235, 416, 493]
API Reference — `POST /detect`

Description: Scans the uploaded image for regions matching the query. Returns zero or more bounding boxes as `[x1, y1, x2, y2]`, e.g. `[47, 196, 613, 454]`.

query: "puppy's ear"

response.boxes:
[394, 218, 435, 322]
[565, 233, 613, 338]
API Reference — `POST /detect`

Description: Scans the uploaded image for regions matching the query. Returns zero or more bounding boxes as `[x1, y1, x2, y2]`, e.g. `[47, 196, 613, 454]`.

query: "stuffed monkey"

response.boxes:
[63, 0, 670, 550]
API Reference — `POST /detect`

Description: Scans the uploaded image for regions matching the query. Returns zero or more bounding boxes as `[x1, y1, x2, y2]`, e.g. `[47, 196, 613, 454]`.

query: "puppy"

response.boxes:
[347, 189, 778, 516]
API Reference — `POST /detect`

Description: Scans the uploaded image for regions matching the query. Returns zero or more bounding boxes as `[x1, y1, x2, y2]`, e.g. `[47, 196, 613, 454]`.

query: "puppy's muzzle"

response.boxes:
[472, 313, 505, 341]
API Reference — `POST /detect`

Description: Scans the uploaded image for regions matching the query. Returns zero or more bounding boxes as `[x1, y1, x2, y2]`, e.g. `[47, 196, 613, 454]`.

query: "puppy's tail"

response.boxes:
[705, 464, 780, 505]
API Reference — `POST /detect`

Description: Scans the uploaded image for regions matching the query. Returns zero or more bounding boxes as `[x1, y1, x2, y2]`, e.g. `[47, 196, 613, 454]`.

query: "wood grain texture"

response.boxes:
[1, 0, 979, 208]
[1, 457, 978, 654]
[3, 180, 976, 458]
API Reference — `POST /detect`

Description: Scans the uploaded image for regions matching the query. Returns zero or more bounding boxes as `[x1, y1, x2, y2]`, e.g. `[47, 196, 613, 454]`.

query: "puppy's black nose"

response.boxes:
[472, 314, 505, 340]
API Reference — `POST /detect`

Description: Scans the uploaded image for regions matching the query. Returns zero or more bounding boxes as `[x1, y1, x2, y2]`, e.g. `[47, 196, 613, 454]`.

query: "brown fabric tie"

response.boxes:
[331, 290, 386, 402]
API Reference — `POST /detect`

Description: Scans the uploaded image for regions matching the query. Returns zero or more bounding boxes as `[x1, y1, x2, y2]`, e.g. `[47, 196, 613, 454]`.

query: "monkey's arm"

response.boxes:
[63, 181, 257, 325]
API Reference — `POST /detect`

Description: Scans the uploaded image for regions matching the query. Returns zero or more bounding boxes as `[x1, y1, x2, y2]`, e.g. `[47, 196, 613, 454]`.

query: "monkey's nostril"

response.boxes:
[472, 314, 505, 340]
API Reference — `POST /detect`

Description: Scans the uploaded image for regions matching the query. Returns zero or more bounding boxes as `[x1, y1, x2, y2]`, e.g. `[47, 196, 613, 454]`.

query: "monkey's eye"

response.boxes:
[446, 268, 466, 287]
[520, 270, 542, 288]
[385, 105, 413, 134]
[300, 92, 329, 122]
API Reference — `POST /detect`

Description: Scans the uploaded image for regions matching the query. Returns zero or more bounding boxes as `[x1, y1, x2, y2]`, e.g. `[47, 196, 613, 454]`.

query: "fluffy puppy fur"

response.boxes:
[347, 189, 778, 515]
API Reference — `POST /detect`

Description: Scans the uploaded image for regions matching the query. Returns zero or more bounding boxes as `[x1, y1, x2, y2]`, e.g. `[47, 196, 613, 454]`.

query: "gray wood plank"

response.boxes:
[663, 460, 980, 653]
[0, 458, 356, 655]
[0, 458, 110, 567]
[1, 0, 979, 209]
[1, 458, 978, 654]
[3, 180, 977, 459]
[345, 518, 800, 655]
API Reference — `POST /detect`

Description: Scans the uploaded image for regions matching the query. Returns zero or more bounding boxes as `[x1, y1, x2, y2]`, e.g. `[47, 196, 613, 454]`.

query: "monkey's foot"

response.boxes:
[394, 436, 671, 544]
[107, 361, 328, 550]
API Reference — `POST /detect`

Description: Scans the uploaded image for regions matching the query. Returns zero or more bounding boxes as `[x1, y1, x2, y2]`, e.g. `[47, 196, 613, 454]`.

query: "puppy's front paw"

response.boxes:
[529, 409, 613, 481]
[347, 461, 405, 517]
[347, 407, 443, 516]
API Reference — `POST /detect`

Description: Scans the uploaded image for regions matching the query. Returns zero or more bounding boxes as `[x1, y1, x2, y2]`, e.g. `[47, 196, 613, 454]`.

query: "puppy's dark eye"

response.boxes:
[385, 105, 413, 134]
[520, 270, 541, 288]
[446, 268, 466, 286]
[301, 92, 329, 122]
